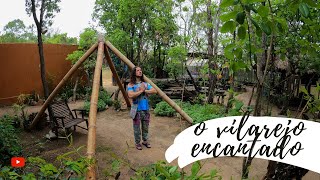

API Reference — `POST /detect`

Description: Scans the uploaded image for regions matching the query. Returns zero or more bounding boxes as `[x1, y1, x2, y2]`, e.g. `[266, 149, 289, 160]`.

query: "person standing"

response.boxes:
[127, 66, 157, 150]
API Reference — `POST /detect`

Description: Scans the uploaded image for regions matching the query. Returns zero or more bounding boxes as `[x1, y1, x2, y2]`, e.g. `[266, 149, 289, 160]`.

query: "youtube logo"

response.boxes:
[11, 157, 25, 168]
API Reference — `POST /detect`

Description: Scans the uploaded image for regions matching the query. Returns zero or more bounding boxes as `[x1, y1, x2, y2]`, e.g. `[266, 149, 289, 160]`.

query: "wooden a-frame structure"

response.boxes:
[29, 39, 193, 179]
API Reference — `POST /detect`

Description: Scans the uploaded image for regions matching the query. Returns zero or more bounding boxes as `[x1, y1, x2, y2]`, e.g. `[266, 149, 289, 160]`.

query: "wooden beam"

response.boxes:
[104, 45, 131, 107]
[29, 43, 98, 129]
[86, 41, 104, 179]
[106, 41, 193, 124]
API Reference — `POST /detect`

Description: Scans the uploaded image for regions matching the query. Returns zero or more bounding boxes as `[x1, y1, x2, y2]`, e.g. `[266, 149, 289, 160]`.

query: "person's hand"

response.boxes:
[139, 84, 145, 93]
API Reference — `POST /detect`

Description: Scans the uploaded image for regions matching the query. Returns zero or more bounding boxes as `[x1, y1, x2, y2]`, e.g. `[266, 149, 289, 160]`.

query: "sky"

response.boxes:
[0, 0, 100, 38]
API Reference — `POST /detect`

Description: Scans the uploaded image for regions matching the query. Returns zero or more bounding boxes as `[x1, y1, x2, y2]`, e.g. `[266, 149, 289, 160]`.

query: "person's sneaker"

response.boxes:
[142, 142, 151, 148]
[136, 144, 142, 150]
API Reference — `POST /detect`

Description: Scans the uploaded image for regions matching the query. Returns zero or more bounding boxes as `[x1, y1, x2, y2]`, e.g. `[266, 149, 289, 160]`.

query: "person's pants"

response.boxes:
[133, 110, 150, 144]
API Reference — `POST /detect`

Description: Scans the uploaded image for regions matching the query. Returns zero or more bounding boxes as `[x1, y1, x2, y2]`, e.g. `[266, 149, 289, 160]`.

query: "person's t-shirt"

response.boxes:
[127, 82, 152, 111]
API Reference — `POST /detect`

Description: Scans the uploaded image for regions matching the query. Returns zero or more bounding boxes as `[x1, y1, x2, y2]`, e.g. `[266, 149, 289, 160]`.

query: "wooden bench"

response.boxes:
[51, 100, 88, 137]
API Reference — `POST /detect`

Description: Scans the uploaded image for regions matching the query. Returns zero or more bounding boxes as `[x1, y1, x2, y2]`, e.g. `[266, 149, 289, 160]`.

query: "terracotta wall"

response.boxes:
[0, 43, 79, 105]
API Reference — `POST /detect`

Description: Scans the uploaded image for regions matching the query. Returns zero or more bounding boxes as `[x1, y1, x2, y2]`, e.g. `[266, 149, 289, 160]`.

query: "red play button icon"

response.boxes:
[11, 157, 25, 168]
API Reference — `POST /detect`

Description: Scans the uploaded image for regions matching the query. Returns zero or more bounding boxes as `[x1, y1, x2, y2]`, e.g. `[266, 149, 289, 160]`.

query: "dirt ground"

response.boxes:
[1, 68, 319, 179]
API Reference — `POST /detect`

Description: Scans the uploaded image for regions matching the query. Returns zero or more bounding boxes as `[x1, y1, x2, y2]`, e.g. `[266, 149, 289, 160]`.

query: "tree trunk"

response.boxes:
[253, 83, 263, 116]
[73, 77, 79, 101]
[100, 69, 103, 87]
[242, 157, 253, 179]
[137, 32, 142, 66]
[31, 0, 55, 123]
[206, 0, 215, 104]
[36, 28, 50, 98]
[153, 38, 157, 77]
[225, 75, 234, 113]
[263, 161, 277, 179]
[248, 85, 255, 106]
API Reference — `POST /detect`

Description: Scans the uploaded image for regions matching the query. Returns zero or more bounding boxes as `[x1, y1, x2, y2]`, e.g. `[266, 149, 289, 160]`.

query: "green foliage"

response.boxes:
[83, 99, 106, 114]
[154, 99, 244, 124]
[83, 89, 112, 113]
[221, 20, 236, 33]
[66, 50, 85, 64]
[166, 45, 188, 78]
[55, 80, 87, 101]
[154, 101, 176, 117]
[237, 25, 246, 39]
[78, 28, 97, 49]
[257, 6, 269, 17]
[83, 101, 91, 114]
[57, 83, 74, 101]
[44, 33, 77, 44]
[113, 100, 121, 111]
[227, 99, 244, 116]
[93, 0, 178, 74]
[299, 3, 310, 18]
[25, 0, 61, 29]
[182, 103, 225, 124]
[99, 89, 113, 106]
[0, 115, 22, 165]
[0, 19, 37, 43]
[12, 101, 28, 127]
[300, 86, 320, 117]
[236, 12, 246, 24]
[132, 160, 221, 180]
[220, 11, 238, 22]
[260, 21, 272, 35]
[3, 19, 26, 36]
[0, 151, 90, 179]
[66, 28, 97, 81]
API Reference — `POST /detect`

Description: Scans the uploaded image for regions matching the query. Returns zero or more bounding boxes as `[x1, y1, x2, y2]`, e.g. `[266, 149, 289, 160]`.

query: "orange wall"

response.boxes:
[0, 43, 78, 105]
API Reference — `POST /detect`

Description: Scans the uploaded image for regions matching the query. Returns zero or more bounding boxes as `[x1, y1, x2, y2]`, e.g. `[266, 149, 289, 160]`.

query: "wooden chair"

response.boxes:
[51, 100, 88, 137]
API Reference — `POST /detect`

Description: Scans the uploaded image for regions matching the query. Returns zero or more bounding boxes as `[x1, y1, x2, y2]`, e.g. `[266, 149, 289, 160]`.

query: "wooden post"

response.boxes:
[29, 43, 99, 129]
[106, 41, 193, 124]
[86, 41, 104, 179]
[104, 45, 131, 107]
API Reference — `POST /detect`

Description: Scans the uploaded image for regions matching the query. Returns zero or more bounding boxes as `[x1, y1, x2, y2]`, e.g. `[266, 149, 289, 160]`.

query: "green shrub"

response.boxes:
[83, 99, 106, 114]
[182, 103, 225, 124]
[97, 99, 107, 111]
[0, 115, 22, 165]
[154, 101, 176, 117]
[0, 150, 90, 179]
[113, 100, 121, 111]
[83, 101, 90, 114]
[99, 89, 112, 106]
[58, 83, 73, 100]
[132, 160, 221, 180]
[154, 100, 244, 124]
[83, 88, 113, 113]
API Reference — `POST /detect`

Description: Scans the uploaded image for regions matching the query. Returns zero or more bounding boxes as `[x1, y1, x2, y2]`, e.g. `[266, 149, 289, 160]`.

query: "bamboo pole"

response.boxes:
[29, 43, 99, 129]
[86, 41, 104, 179]
[104, 45, 131, 107]
[106, 41, 193, 124]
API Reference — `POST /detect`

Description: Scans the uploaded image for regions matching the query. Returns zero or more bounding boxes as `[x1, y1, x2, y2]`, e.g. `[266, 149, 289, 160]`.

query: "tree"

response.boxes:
[67, 28, 98, 81]
[0, 19, 37, 43]
[44, 33, 77, 44]
[3, 19, 26, 36]
[25, 0, 61, 99]
[93, 0, 178, 78]
[218, 0, 320, 178]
